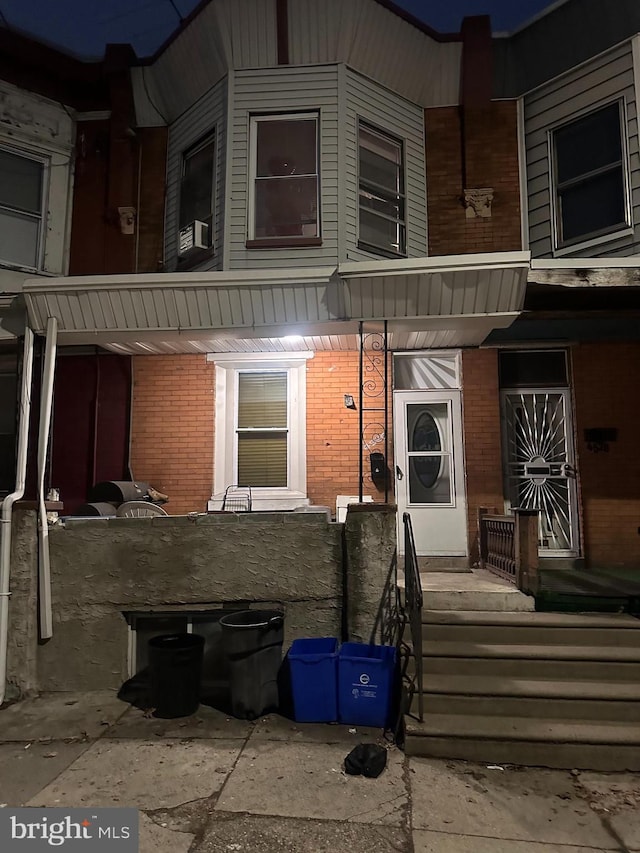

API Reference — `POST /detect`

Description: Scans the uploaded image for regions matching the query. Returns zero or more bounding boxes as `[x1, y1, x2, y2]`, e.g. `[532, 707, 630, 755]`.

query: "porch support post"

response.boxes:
[37, 317, 58, 640]
[477, 506, 491, 570]
[514, 508, 539, 595]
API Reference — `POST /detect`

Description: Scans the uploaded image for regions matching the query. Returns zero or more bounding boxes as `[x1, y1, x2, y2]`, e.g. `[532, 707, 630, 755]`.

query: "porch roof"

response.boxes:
[22, 252, 530, 352]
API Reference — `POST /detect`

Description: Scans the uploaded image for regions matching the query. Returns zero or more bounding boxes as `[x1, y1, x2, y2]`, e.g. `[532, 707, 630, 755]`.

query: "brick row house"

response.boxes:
[3, 0, 640, 574]
[3, 0, 640, 766]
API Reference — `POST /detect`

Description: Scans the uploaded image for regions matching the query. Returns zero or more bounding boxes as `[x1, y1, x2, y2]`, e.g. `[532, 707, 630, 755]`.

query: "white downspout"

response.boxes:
[37, 317, 57, 641]
[0, 327, 35, 705]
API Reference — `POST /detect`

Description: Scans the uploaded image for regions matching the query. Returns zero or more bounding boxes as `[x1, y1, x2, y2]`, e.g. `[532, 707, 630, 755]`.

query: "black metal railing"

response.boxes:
[403, 511, 423, 722]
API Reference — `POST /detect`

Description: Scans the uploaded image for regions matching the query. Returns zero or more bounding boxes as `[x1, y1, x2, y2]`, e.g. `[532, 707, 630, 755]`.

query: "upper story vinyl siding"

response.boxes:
[226, 65, 340, 270]
[343, 68, 427, 261]
[164, 76, 227, 272]
[524, 39, 640, 259]
[134, 0, 461, 128]
[288, 0, 461, 108]
[134, 0, 278, 126]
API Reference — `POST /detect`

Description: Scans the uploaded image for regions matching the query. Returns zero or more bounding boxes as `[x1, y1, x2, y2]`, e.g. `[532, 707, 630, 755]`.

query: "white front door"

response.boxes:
[394, 390, 468, 557]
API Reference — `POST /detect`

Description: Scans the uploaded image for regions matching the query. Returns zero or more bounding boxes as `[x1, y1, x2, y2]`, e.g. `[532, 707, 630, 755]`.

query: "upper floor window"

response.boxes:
[178, 133, 215, 258]
[358, 122, 406, 257]
[248, 113, 320, 245]
[0, 146, 46, 270]
[552, 101, 630, 249]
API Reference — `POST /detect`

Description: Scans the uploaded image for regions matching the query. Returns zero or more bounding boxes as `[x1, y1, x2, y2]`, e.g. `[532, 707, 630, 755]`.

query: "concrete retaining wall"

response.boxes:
[6, 507, 396, 695]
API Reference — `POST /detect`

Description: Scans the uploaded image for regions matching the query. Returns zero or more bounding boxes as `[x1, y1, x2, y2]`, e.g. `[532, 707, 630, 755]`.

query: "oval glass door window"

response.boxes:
[412, 411, 441, 488]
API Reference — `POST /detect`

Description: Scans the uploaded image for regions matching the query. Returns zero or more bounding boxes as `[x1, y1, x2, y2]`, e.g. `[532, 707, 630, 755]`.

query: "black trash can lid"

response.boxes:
[219, 610, 284, 629]
[148, 633, 205, 649]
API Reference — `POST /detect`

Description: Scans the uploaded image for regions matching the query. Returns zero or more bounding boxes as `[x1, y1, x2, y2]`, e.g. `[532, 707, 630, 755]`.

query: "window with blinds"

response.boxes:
[236, 372, 288, 487]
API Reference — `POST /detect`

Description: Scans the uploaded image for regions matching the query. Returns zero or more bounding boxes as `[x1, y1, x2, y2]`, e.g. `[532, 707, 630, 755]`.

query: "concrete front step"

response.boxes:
[421, 610, 640, 647]
[421, 641, 640, 662]
[404, 722, 640, 771]
[403, 609, 640, 769]
[412, 692, 640, 723]
[398, 570, 535, 612]
[421, 654, 640, 681]
[416, 673, 640, 702]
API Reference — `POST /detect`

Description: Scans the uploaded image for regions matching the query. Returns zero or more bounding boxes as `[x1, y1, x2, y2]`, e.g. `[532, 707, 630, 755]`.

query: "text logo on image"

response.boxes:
[0, 808, 138, 851]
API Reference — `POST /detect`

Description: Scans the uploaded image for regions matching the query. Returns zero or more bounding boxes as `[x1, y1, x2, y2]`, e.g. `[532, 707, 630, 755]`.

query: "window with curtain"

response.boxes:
[236, 371, 288, 487]
[0, 146, 45, 270]
[358, 122, 406, 256]
[552, 101, 629, 247]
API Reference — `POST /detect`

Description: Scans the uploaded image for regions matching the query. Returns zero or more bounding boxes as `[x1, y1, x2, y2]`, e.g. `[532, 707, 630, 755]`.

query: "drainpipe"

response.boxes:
[37, 317, 58, 640]
[0, 327, 35, 705]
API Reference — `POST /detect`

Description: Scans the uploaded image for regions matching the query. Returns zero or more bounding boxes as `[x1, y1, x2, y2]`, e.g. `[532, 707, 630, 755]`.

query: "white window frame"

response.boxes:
[247, 112, 320, 241]
[357, 119, 407, 258]
[549, 99, 632, 254]
[209, 352, 312, 511]
[0, 143, 49, 272]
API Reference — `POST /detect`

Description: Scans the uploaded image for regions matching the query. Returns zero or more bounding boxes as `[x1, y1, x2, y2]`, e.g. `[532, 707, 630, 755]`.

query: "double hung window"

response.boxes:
[179, 133, 215, 253]
[249, 113, 319, 242]
[358, 122, 406, 256]
[552, 101, 629, 248]
[212, 354, 310, 510]
[0, 146, 46, 270]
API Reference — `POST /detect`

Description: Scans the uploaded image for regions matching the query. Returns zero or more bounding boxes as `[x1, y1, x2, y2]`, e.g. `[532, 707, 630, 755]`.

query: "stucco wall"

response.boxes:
[7, 507, 396, 695]
[39, 512, 344, 691]
[6, 508, 39, 701]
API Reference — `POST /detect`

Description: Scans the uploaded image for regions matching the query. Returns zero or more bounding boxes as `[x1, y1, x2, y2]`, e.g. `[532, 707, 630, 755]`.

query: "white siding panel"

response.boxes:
[288, 0, 461, 108]
[164, 77, 228, 274]
[524, 40, 640, 258]
[344, 68, 427, 262]
[228, 65, 340, 270]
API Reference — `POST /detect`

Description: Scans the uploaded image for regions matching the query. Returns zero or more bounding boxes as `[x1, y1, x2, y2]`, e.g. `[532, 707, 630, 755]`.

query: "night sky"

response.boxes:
[0, 0, 558, 59]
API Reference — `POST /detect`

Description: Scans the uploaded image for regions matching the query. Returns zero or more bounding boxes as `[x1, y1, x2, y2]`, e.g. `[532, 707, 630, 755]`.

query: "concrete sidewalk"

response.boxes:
[0, 691, 639, 852]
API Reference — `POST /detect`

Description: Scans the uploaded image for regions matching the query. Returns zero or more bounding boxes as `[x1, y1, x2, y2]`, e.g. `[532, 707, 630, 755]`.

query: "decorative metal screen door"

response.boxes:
[501, 389, 579, 555]
[394, 390, 468, 557]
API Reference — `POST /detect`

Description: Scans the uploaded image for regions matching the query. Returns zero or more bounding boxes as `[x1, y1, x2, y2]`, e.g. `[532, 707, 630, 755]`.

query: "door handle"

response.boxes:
[396, 465, 404, 480]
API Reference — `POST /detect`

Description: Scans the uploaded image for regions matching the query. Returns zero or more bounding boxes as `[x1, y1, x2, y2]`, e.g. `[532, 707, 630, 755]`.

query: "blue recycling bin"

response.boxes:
[338, 642, 396, 727]
[288, 637, 338, 723]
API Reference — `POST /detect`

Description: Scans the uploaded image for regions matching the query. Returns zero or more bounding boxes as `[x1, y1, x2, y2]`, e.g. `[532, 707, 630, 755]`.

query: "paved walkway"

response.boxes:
[0, 691, 639, 852]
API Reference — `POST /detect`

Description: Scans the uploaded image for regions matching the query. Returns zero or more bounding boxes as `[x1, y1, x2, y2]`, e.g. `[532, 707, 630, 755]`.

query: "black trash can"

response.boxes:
[219, 610, 284, 720]
[148, 633, 205, 718]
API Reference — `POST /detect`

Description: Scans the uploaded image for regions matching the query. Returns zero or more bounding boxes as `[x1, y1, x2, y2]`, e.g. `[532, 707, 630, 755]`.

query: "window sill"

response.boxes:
[246, 237, 322, 249]
[208, 491, 310, 512]
[553, 225, 633, 257]
[357, 240, 407, 260]
[176, 246, 216, 270]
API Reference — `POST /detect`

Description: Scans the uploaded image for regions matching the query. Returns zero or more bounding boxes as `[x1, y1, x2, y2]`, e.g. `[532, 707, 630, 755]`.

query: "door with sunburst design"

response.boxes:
[501, 389, 579, 555]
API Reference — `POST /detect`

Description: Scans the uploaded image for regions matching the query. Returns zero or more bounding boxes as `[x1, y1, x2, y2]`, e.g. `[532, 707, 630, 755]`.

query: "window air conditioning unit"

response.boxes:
[179, 220, 210, 255]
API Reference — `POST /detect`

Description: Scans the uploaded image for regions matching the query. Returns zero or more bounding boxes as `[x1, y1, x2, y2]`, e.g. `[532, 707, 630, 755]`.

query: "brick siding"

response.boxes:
[572, 343, 640, 570]
[425, 102, 522, 256]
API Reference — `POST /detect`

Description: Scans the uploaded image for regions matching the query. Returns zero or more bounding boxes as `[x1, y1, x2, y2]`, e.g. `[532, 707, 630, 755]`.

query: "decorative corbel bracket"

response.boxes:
[463, 187, 494, 219]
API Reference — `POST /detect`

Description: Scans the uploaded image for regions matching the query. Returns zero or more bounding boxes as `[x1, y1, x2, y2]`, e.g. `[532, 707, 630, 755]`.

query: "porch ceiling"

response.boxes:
[22, 252, 530, 352]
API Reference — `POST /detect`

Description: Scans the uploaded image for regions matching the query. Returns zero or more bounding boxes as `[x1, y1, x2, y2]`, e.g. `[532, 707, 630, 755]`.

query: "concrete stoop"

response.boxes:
[399, 568, 536, 612]
[404, 610, 640, 770]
